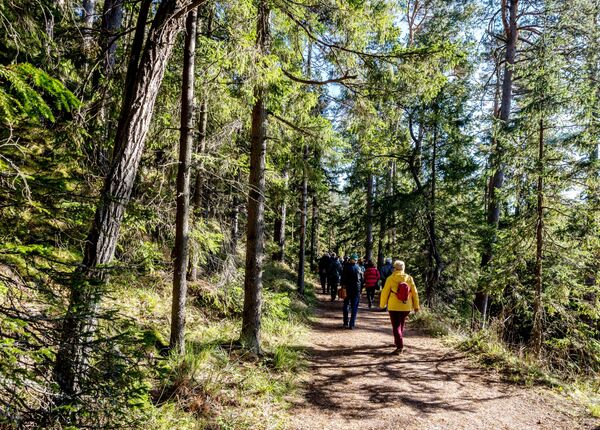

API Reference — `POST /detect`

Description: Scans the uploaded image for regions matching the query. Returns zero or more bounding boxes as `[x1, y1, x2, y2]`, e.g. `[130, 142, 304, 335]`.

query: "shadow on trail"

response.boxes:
[295, 293, 508, 420]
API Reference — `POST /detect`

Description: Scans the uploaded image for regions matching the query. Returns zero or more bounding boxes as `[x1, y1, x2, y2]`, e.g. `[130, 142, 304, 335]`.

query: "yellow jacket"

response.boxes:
[380, 270, 420, 312]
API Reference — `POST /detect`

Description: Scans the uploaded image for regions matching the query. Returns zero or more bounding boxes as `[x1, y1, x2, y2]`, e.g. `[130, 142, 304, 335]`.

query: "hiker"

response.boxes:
[380, 260, 420, 354]
[363, 260, 380, 308]
[341, 254, 361, 329]
[318, 252, 330, 294]
[357, 258, 365, 293]
[327, 253, 343, 301]
[380, 258, 393, 288]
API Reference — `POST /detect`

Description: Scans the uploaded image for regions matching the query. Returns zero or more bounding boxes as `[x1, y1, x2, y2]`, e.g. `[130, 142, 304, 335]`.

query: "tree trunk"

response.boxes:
[54, 0, 204, 396]
[531, 117, 544, 356]
[170, 7, 197, 355]
[192, 7, 212, 212]
[384, 161, 393, 259]
[425, 122, 443, 307]
[100, 0, 124, 75]
[365, 173, 374, 262]
[377, 174, 385, 268]
[273, 168, 288, 262]
[82, 0, 96, 53]
[240, 0, 269, 354]
[297, 143, 309, 296]
[193, 98, 208, 209]
[90, 0, 128, 172]
[230, 172, 241, 251]
[475, 0, 519, 319]
[309, 192, 318, 272]
[391, 161, 397, 250]
[188, 95, 208, 281]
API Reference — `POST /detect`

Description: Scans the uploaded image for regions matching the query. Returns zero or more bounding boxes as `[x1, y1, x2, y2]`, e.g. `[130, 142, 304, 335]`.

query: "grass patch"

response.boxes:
[448, 329, 600, 420]
[106, 260, 316, 429]
[451, 330, 560, 387]
[409, 309, 451, 336]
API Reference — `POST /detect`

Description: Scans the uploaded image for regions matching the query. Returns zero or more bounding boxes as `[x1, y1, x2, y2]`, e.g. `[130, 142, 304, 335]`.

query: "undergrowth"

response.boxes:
[107, 260, 315, 429]
[410, 308, 600, 420]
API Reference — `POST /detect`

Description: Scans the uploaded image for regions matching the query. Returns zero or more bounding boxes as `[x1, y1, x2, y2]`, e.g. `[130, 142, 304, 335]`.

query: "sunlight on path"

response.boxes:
[288, 294, 595, 430]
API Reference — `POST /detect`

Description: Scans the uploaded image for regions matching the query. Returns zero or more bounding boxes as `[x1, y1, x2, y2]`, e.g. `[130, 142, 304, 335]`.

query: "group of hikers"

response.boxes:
[317, 253, 420, 355]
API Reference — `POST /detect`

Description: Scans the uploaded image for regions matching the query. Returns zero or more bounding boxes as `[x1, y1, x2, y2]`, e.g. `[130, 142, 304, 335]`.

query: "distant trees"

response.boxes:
[475, 0, 520, 323]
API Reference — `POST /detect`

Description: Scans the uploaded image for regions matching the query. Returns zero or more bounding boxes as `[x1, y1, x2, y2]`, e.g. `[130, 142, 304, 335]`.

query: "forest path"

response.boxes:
[288, 292, 598, 430]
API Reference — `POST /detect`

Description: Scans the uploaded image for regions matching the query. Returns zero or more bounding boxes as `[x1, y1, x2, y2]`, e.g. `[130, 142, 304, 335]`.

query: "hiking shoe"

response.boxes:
[390, 348, 402, 355]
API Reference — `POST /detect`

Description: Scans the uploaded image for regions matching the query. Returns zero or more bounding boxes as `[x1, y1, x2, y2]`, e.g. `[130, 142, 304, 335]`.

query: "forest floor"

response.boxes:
[288, 292, 600, 430]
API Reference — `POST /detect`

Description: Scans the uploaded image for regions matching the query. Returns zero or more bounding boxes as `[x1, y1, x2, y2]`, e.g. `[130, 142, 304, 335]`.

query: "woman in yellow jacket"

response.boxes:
[379, 260, 420, 354]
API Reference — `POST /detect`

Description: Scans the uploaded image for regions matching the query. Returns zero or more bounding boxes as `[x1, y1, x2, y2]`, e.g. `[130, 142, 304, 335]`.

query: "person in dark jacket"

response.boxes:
[380, 258, 393, 288]
[327, 253, 342, 301]
[341, 254, 361, 329]
[363, 260, 380, 308]
[318, 253, 330, 294]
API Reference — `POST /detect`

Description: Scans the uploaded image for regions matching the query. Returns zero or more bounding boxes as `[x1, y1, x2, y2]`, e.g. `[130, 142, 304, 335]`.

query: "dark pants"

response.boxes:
[329, 280, 339, 301]
[319, 272, 327, 293]
[343, 295, 360, 328]
[365, 288, 375, 307]
[389, 311, 410, 349]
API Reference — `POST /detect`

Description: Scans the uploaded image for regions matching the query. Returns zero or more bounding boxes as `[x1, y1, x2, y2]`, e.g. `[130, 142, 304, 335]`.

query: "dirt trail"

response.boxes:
[289, 293, 598, 430]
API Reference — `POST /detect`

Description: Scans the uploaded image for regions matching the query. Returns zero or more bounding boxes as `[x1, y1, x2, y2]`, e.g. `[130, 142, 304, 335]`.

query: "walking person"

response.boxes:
[380, 257, 393, 288]
[380, 260, 420, 354]
[327, 253, 342, 301]
[363, 260, 380, 308]
[341, 254, 361, 329]
[318, 252, 330, 294]
[357, 258, 365, 293]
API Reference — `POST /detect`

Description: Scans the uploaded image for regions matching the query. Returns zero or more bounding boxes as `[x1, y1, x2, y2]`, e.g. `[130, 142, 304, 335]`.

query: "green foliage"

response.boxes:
[0, 63, 79, 124]
[410, 309, 451, 337]
[1, 0, 600, 427]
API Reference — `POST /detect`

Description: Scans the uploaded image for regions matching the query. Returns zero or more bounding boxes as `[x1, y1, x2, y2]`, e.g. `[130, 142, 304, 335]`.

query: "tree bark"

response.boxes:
[408, 111, 443, 306]
[54, 0, 205, 396]
[192, 7, 212, 212]
[376, 177, 385, 268]
[425, 120, 443, 307]
[240, 0, 269, 353]
[170, 7, 197, 355]
[82, 0, 96, 53]
[365, 173, 374, 262]
[391, 160, 397, 249]
[100, 0, 124, 75]
[297, 143, 309, 296]
[531, 116, 544, 357]
[273, 168, 288, 262]
[309, 192, 318, 272]
[230, 171, 241, 251]
[384, 161, 393, 259]
[192, 98, 208, 209]
[188, 94, 208, 281]
[475, 0, 519, 319]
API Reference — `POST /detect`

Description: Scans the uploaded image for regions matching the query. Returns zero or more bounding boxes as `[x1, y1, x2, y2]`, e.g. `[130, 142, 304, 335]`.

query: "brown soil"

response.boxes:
[288, 293, 599, 430]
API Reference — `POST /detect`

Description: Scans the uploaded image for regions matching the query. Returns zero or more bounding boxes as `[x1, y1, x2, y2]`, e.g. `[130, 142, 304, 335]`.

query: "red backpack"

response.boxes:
[395, 282, 410, 303]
